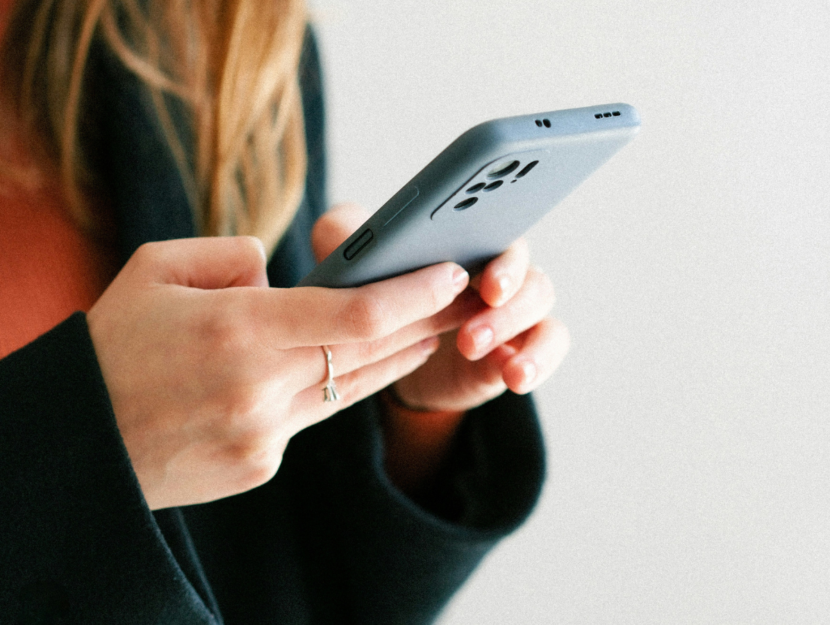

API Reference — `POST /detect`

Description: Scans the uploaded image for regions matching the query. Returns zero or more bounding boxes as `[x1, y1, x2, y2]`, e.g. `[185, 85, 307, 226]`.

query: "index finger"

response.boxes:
[477, 238, 531, 308]
[237, 261, 470, 348]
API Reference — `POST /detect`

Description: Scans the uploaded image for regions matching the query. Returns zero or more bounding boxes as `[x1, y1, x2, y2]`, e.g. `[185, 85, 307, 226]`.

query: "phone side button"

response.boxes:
[343, 229, 374, 261]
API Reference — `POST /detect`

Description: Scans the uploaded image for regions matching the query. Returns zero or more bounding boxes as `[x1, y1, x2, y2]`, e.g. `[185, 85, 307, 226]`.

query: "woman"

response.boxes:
[0, 0, 569, 622]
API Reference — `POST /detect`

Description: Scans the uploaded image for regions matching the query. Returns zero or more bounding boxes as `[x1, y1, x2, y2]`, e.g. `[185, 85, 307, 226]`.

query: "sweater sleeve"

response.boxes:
[198, 390, 545, 625]
[0, 313, 219, 624]
[179, 389, 545, 625]
[309, 392, 545, 623]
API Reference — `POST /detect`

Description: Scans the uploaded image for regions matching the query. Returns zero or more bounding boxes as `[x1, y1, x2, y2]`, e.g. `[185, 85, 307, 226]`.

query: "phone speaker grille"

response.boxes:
[595, 111, 621, 119]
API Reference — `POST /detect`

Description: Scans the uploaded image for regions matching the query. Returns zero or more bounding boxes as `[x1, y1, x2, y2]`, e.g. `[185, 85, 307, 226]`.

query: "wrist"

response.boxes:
[379, 387, 466, 495]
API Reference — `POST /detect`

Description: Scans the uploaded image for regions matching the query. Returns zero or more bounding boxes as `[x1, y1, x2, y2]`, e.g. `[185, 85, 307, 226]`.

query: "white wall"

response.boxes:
[311, 1, 830, 622]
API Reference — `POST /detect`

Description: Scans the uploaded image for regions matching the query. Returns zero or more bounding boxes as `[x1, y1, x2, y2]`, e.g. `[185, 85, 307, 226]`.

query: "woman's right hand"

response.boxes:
[86, 236, 470, 510]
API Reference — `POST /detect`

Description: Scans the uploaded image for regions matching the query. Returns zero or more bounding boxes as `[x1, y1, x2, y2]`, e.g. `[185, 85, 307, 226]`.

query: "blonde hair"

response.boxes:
[1, 0, 308, 252]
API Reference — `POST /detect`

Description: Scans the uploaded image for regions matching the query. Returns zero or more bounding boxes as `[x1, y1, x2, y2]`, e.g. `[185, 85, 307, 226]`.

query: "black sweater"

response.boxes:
[0, 31, 545, 624]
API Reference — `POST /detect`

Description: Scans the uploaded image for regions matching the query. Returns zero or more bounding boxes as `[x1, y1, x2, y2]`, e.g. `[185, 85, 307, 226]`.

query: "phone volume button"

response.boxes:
[343, 228, 374, 261]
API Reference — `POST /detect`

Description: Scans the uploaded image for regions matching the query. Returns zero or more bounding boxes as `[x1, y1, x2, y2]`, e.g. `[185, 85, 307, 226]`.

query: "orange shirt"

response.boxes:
[0, 177, 114, 359]
[0, 0, 112, 358]
[0, 0, 9, 31]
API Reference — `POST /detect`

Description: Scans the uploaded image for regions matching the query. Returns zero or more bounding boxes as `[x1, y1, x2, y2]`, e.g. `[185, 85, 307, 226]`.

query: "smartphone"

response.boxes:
[298, 103, 640, 288]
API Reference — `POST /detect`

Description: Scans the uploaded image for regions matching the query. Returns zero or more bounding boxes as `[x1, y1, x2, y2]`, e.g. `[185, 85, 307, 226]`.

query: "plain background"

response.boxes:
[310, 2, 830, 623]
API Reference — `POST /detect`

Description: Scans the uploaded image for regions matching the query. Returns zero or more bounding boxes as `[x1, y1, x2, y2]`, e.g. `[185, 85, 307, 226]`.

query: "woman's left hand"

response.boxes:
[312, 204, 570, 413]
[394, 237, 570, 412]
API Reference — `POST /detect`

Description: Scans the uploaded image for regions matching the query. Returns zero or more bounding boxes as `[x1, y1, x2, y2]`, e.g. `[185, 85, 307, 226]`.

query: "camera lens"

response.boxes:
[515, 160, 539, 179]
[454, 197, 478, 211]
[487, 160, 520, 179]
[466, 183, 486, 194]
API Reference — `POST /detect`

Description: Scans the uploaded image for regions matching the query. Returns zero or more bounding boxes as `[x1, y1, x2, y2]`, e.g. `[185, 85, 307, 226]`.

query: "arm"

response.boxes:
[0, 233, 472, 623]
[0, 315, 220, 624]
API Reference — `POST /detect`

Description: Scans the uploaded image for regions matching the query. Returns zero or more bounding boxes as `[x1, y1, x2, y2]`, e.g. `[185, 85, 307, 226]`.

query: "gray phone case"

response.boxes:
[298, 103, 640, 288]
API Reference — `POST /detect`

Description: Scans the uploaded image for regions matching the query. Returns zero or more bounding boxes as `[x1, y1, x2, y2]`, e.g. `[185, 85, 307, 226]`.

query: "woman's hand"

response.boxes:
[311, 204, 571, 414]
[86, 236, 470, 510]
[394, 237, 571, 412]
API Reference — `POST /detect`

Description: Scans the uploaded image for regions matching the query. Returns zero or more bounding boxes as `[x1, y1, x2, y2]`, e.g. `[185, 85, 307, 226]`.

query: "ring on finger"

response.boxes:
[321, 345, 340, 402]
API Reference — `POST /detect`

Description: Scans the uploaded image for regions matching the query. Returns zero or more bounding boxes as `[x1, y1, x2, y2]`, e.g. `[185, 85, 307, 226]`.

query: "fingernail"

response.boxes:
[421, 336, 441, 355]
[452, 267, 470, 294]
[469, 325, 494, 354]
[517, 359, 537, 388]
[496, 274, 512, 305]
[499, 343, 518, 358]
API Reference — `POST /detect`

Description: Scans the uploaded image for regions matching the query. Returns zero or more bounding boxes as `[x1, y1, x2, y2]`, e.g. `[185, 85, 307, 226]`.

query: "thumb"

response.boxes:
[311, 202, 372, 263]
[134, 236, 270, 289]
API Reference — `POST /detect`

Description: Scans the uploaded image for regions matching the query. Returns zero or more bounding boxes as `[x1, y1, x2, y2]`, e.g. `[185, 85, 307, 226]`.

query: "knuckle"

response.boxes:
[227, 432, 268, 464]
[198, 302, 255, 357]
[131, 241, 164, 269]
[221, 383, 269, 426]
[201, 315, 242, 356]
[341, 296, 391, 339]
[211, 377, 282, 433]
[225, 433, 284, 491]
